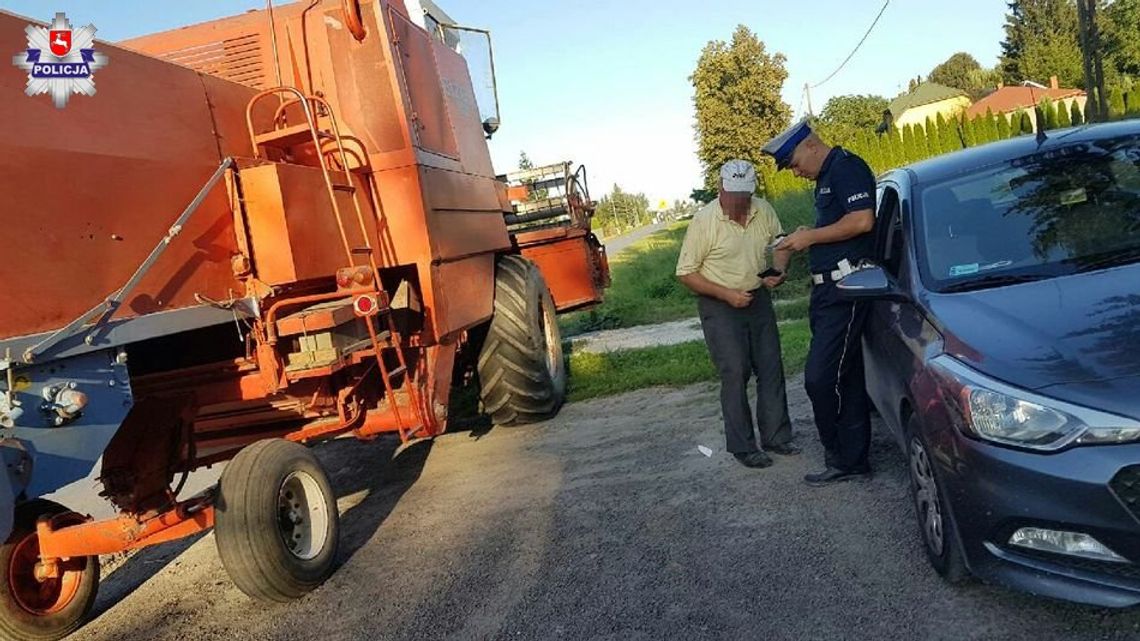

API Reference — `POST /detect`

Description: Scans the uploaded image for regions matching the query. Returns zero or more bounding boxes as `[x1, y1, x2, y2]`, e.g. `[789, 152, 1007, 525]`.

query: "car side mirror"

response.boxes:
[836, 265, 909, 302]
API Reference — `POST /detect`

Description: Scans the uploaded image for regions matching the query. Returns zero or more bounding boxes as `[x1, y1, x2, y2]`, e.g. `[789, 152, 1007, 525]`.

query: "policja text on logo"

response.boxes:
[11, 12, 108, 108]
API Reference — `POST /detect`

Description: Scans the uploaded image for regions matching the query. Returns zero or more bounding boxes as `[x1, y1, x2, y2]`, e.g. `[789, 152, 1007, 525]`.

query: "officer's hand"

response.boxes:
[762, 273, 786, 289]
[724, 289, 753, 308]
[775, 227, 814, 252]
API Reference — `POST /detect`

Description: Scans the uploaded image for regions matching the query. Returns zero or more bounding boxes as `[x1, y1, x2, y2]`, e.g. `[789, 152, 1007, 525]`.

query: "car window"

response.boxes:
[876, 187, 904, 277]
[915, 135, 1140, 291]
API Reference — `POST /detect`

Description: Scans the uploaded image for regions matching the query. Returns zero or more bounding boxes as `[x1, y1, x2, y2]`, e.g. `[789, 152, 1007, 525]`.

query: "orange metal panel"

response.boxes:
[420, 165, 511, 261]
[387, 8, 459, 158]
[0, 14, 243, 341]
[519, 235, 607, 312]
[240, 164, 377, 285]
[431, 253, 496, 341]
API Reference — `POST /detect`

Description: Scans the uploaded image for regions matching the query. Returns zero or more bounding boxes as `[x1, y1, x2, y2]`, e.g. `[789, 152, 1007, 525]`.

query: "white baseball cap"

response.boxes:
[719, 159, 757, 193]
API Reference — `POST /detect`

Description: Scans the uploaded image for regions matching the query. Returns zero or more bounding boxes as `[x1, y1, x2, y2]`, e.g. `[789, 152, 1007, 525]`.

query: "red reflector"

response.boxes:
[353, 294, 377, 317]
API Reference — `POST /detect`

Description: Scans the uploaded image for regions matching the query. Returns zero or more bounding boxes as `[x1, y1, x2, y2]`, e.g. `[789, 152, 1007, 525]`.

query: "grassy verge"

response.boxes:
[566, 319, 811, 402]
[561, 190, 815, 336]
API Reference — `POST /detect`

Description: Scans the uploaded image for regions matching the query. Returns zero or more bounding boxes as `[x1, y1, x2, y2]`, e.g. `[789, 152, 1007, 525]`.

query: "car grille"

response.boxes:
[1110, 465, 1140, 522]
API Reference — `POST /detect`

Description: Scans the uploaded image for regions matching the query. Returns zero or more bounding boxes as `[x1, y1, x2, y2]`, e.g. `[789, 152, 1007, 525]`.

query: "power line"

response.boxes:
[810, 0, 890, 90]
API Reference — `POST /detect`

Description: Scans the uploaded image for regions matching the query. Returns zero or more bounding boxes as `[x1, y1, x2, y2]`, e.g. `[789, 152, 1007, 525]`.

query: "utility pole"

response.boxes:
[804, 83, 813, 118]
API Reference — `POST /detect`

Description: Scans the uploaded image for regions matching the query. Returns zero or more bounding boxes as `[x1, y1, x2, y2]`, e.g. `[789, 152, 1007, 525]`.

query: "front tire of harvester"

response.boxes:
[477, 254, 566, 426]
[215, 439, 339, 603]
[0, 500, 99, 641]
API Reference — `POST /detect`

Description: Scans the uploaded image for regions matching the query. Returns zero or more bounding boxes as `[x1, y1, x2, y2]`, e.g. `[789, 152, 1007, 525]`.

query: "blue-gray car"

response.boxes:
[838, 119, 1140, 606]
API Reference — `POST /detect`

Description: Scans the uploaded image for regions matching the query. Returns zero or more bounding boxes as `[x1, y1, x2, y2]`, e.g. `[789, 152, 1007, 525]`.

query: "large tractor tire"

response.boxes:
[478, 255, 567, 426]
[0, 500, 99, 641]
[215, 439, 339, 603]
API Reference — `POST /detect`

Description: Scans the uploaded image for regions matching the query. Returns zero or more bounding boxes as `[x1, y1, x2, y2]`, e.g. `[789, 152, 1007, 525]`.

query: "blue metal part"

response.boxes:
[0, 347, 133, 503]
[0, 445, 14, 542]
[0, 301, 256, 367]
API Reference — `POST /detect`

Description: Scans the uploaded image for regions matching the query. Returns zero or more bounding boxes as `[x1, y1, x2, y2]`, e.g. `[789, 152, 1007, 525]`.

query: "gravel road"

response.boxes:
[68, 377, 1140, 641]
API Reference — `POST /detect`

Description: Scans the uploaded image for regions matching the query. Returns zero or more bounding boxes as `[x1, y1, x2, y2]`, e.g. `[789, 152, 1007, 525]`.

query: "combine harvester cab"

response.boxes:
[0, 1, 607, 639]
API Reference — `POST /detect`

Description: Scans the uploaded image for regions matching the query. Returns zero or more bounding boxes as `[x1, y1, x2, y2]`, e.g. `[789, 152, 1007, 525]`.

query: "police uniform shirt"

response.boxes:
[675, 197, 784, 292]
[810, 147, 876, 273]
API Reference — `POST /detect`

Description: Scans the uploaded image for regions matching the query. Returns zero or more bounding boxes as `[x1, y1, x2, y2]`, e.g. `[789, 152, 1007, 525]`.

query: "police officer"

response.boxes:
[762, 120, 876, 486]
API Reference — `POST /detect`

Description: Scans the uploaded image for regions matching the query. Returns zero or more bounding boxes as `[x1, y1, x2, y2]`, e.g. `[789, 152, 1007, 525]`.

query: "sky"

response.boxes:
[3, 0, 1009, 206]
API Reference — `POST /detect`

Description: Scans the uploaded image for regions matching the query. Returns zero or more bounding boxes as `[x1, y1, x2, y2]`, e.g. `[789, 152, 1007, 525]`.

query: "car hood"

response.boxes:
[924, 263, 1140, 417]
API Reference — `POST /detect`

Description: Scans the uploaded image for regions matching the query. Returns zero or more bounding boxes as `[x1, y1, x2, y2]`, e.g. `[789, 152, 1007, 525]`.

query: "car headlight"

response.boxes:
[931, 355, 1140, 451]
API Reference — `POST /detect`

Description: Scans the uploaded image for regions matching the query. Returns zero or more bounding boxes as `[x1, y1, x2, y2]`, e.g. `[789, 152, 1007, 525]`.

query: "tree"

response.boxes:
[999, 0, 1084, 88]
[517, 151, 547, 202]
[1070, 100, 1084, 125]
[690, 187, 716, 204]
[996, 112, 1012, 139]
[819, 94, 889, 130]
[1127, 91, 1140, 117]
[961, 115, 977, 147]
[1102, 0, 1140, 80]
[929, 52, 983, 93]
[1018, 109, 1035, 134]
[1108, 86, 1127, 118]
[691, 25, 791, 191]
[594, 184, 651, 236]
[1042, 99, 1060, 129]
[1057, 99, 1073, 127]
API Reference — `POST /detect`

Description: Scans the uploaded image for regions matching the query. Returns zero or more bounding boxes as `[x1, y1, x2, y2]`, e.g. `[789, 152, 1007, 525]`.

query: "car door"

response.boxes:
[863, 181, 910, 439]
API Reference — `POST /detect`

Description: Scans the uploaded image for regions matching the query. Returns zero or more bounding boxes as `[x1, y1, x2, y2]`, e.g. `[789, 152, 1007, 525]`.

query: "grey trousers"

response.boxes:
[697, 290, 793, 454]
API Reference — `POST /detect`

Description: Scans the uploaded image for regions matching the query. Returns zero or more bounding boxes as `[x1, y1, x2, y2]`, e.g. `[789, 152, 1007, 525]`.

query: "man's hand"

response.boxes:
[761, 272, 786, 289]
[723, 289, 753, 308]
[775, 226, 814, 252]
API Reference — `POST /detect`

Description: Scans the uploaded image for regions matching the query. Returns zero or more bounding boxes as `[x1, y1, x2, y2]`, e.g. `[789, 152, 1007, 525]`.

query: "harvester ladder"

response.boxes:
[245, 88, 426, 439]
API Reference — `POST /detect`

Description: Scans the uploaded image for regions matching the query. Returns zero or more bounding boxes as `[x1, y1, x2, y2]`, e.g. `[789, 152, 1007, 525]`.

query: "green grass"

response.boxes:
[566, 319, 811, 402]
[561, 189, 817, 337]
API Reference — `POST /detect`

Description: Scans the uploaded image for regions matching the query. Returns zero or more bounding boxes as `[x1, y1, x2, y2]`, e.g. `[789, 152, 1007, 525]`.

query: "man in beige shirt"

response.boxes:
[676, 159, 798, 468]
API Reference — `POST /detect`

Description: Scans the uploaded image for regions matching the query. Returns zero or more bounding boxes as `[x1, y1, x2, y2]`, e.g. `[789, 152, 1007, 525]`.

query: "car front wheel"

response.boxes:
[906, 414, 969, 583]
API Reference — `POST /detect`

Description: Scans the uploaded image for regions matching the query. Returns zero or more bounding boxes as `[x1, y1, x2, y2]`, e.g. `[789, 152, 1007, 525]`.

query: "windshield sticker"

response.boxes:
[949, 263, 980, 276]
[1059, 188, 1088, 205]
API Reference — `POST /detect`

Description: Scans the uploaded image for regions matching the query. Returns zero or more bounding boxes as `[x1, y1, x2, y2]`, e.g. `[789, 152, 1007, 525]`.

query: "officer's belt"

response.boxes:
[810, 260, 856, 285]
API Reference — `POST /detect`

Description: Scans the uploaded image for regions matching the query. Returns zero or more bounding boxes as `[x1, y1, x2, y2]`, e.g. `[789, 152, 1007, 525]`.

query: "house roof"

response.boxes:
[966, 86, 1085, 118]
[888, 82, 967, 116]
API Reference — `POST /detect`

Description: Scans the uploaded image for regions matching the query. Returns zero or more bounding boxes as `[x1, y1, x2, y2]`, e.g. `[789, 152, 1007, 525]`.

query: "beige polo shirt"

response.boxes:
[675, 197, 784, 291]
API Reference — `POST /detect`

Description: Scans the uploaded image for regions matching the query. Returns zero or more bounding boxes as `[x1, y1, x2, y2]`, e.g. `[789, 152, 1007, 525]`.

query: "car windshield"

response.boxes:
[916, 135, 1140, 292]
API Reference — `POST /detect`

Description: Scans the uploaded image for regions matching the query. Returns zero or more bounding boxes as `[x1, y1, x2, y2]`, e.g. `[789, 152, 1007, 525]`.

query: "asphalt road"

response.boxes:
[69, 378, 1140, 641]
[603, 221, 672, 257]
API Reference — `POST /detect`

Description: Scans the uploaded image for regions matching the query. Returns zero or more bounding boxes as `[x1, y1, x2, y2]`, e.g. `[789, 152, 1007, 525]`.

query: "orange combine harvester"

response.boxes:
[0, 1, 608, 638]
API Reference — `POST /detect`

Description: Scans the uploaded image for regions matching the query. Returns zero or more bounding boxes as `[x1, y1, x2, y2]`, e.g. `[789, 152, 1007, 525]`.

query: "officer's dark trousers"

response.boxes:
[697, 290, 793, 454]
[804, 281, 872, 471]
